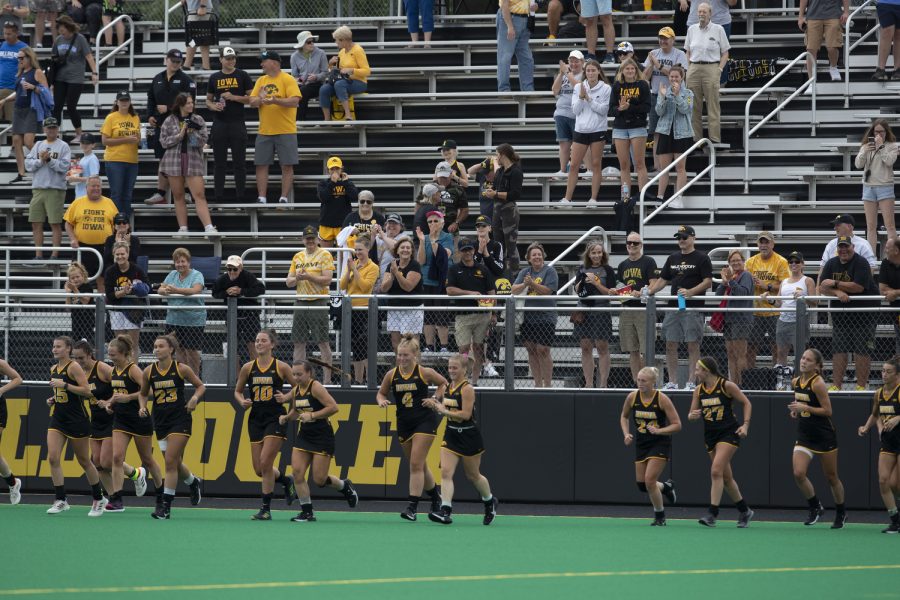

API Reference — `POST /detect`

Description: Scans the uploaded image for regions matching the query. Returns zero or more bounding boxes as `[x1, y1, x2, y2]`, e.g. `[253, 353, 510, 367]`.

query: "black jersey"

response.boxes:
[50, 361, 88, 421]
[876, 384, 900, 427]
[390, 364, 431, 422]
[697, 377, 738, 432]
[443, 380, 475, 427]
[87, 362, 113, 421]
[793, 374, 836, 437]
[293, 381, 330, 430]
[631, 390, 669, 444]
[111, 363, 142, 419]
[148, 360, 186, 410]
[247, 358, 287, 418]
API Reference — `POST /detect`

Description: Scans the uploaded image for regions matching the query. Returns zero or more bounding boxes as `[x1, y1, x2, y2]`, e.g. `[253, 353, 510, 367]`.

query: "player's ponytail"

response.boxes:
[109, 334, 133, 359]
[397, 334, 421, 359]
[696, 356, 725, 380]
[805, 348, 825, 375]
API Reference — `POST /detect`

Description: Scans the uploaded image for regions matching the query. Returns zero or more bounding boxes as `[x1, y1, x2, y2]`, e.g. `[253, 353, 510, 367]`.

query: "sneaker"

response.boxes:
[10, 174, 25, 184]
[290, 509, 316, 522]
[602, 52, 616, 64]
[831, 511, 847, 529]
[134, 466, 147, 497]
[804, 502, 825, 526]
[257, 196, 268, 204]
[9, 477, 22, 505]
[144, 192, 167, 205]
[558, 198, 572, 209]
[872, 68, 889, 81]
[204, 224, 219, 237]
[829, 66, 841, 81]
[104, 497, 124, 512]
[23, 257, 45, 268]
[482, 363, 500, 378]
[278, 197, 290, 204]
[88, 496, 108, 517]
[882, 516, 900, 534]
[737, 509, 754, 528]
[662, 382, 679, 390]
[189, 477, 202, 506]
[684, 382, 696, 391]
[662, 479, 677, 504]
[698, 512, 717, 527]
[174, 226, 189, 238]
[601, 166, 621, 178]
[342, 479, 359, 508]
[667, 196, 684, 209]
[251, 508, 272, 521]
[400, 507, 417, 521]
[428, 507, 453, 524]
[651, 516, 667, 526]
[483, 497, 499, 525]
[283, 477, 298, 506]
[150, 505, 170, 520]
[855, 385, 867, 392]
[828, 385, 841, 392]
[550, 169, 567, 179]
[430, 493, 442, 514]
[579, 170, 593, 180]
[543, 34, 557, 46]
[586, 198, 598, 209]
[47, 499, 70, 514]
[439, 347, 449, 354]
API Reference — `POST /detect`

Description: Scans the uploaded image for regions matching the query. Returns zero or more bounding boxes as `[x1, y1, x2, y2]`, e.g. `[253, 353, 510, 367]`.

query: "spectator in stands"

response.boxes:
[340, 235, 378, 384]
[342, 189, 385, 262]
[820, 213, 877, 267]
[317, 156, 357, 247]
[320, 26, 369, 121]
[65, 261, 93, 341]
[0, 22, 26, 124]
[437, 139, 469, 188]
[447, 237, 496, 384]
[104, 240, 147, 359]
[652, 65, 693, 207]
[100, 91, 139, 216]
[685, 3, 729, 143]
[798, 0, 848, 83]
[472, 214, 505, 378]
[434, 161, 468, 235]
[552, 50, 588, 179]
[413, 183, 446, 234]
[381, 237, 424, 350]
[856, 119, 897, 252]
[159, 92, 217, 236]
[681, 0, 736, 38]
[873, 0, 900, 81]
[66, 0, 101, 44]
[51, 16, 96, 144]
[10, 46, 45, 184]
[879, 238, 900, 355]
[417, 209, 453, 353]
[610, 57, 651, 204]
[25, 116, 69, 264]
[66, 131, 98, 199]
[468, 155, 499, 219]
[744, 231, 789, 376]
[207, 46, 253, 204]
[290, 31, 328, 121]
[405, 0, 434, 47]
[496, 0, 535, 92]
[512, 242, 558, 387]
[647, 224, 713, 390]
[250, 50, 300, 205]
[484, 142, 522, 272]
[375, 212, 411, 273]
[145, 49, 196, 206]
[573, 240, 616, 388]
[181, 0, 215, 71]
[818, 235, 880, 390]
[287, 225, 334, 381]
[560, 59, 609, 208]
[33, 0, 63, 47]
[63, 174, 115, 291]
[615, 41, 635, 63]
[211, 255, 266, 362]
[101, 0, 125, 48]
[1, 1, 28, 35]
[715, 250, 753, 386]
[544, 0, 574, 45]
[615, 231, 658, 383]
[158, 247, 206, 375]
[643, 27, 688, 172]
[103, 212, 139, 264]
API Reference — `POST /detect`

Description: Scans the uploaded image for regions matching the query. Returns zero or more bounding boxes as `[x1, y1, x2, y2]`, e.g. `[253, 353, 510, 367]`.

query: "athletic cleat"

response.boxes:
[283, 477, 298, 505]
[831, 512, 847, 529]
[698, 513, 717, 527]
[400, 508, 418, 521]
[134, 466, 147, 497]
[429, 508, 453, 525]
[251, 509, 272, 521]
[651, 517, 667, 526]
[804, 502, 825, 526]
[737, 509, 755, 528]
[882, 519, 900, 534]
[189, 477, 202, 506]
[9, 477, 22, 505]
[47, 499, 70, 514]
[290, 510, 316, 522]
[88, 497, 108, 517]
[150, 505, 170, 520]
[104, 497, 124, 512]
[342, 479, 359, 508]
[662, 479, 677, 504]
[483, 497, 499, 525]
[430, 493, 442, 514]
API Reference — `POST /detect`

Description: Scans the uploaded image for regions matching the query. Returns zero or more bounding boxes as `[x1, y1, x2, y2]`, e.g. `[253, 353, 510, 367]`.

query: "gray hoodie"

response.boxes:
[25, 138, 70, 190]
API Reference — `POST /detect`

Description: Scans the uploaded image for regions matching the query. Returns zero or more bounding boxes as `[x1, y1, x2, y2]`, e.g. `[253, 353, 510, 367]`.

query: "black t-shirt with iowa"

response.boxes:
[207, 68, 254, 123]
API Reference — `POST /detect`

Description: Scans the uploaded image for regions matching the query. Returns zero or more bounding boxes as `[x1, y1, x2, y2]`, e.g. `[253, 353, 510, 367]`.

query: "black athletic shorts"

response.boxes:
[881, 430, 900, 455]
[795, 427, 838, 454]
[635, 438, 671, 462]
[704, 425, 741, 453]
[442, 424, 485, 457]
[0, 396, 7, 429]
[248, 410, 287, 443]
[293, 422, 335, 456]
[113, 410, 154, 437]
[91, 409, 113, 439]
[397, 412, 439, 443]
[49, 412, 91, 439]
[154, 407, 193, 440]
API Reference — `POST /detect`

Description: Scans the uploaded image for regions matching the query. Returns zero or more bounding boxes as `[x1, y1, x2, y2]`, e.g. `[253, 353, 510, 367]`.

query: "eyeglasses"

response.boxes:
[626, 241, 642, 246]
[226, 266, 239, 272]
[676, 234, 691, 240]
[358, 200, 373, 205]
[304, 40, 314, 45]
[427, 219, 441, 224]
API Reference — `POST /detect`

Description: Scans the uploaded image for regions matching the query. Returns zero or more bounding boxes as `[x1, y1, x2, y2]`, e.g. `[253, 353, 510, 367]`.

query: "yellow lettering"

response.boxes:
[0, 398, 42, 476]
[347, 405, 400, 485]
[184, 403, 233, 481]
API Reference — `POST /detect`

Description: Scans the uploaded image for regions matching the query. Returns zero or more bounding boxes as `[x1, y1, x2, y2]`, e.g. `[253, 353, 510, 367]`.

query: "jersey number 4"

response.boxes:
[401, 392, 413, 408]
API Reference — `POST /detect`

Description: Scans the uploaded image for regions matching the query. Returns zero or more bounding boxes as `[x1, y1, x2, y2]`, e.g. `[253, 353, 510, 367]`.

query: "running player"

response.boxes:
[376, 334, 448, 521]
[0, 358, 23, 504]
[620, 366, 680, 526]
[234, 329, 298, 521]
[789, 348, 846, 528]
[858, 356, 900, 533]
[139, 335, 205, 519]
[279, 360, 359, 523]
[45, 336, 108, 516]
[424, 354, 498, 525]
[689, 357, 754, 527]
[104, 335, 164, 513]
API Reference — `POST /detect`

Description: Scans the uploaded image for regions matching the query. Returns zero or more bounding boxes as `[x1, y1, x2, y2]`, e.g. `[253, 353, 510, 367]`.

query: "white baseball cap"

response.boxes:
[568, 50, 584, 60]
[221, 46, 236, 57]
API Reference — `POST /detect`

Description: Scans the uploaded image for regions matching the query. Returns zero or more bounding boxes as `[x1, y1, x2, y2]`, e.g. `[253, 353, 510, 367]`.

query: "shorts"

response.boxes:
[248, 410, 287, 443]
[554, 0, 577, 14]
[647, 94, 659, 136]
[832, 316, 876, 355]
[32, 0, 64, 11]
[0, 89, 14, 121]
[881, 430, 900, 455]
[749, 315, 777, 348]
[704, 425, 741, 453]
[12, 105, 40, 135]
[573, 130, 606, 145]
[554, 114, 576, 142]
[520, 320, 556, 347]
[656, 132, 693, 155]
[102, 0, 123, 15]
[49, 411, 91, 438]
[662, 309, 704, 343]
[776, 318, 808, 349]
[723, 320, 752, 341]
[113, 409, 154, 437]
[619, 308, 649, 353]
[90, 409, 113, 439]
[805, 18, 842, 51]
[580, 0, 612, 18]
[293, 422, 335, 456]
[77, 244, 105, 281]
[318, 225, 342, 242]
[186, 12, 211, 21]
[572, 310, 613, 342]
[397, 412, 438, 443]
[29, 188, 66, 224]
[795, 426, 838, 454]
[612, 127, 649, 140]
[109, 310, 140, 331]
[386, 307, 424, 334]
[165, 324, 205, 351]
[153, 407, 193, 440]
[454, 312, 491, 347]
[878, 2, 900, 28]
[862, 184, 895, 202]
[350, 310, 368, 361]
[254, 133, 298, 166]
[442, 424, 485, 457]
[291, 298, 330, 344]
[0, 396, 7, 429]
[635, 438, 671, 462]
[423, 286, 449, 327]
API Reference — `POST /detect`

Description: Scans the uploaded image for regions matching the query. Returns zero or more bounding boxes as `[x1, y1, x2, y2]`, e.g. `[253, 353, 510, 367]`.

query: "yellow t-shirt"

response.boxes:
[289, 247, 335, 300]
[340, 259, 379, 307]
[745, 252, 789, 315]
[251, 71, 302, 136]
[63, 195, 118, 245]
[100, 112, 140, 164]
[338, 45, 371, 82]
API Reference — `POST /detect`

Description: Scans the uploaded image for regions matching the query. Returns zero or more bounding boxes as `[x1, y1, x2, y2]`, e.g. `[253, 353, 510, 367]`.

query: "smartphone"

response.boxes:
[869, 136, 876, 144]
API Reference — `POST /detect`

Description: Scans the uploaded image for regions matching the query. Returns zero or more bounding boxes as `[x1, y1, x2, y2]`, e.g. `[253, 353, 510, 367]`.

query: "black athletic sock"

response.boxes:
[836, 503, 846, 515]
[110, 491, 121, 502]
[90, 482, 103, 501]
[3, 474, 15, 487]
[736, 499, 749, 513]
[155, 485, 164, 502]
[262, 493, 273, 511]
[54, 485, 66, 501]
[407, 495, 419, 511]
[708, 504, 720, 517]
[301, 502, 313, 514]
[444, 505, 453, 515]
[807, 495, 820, 509]
[276, 474, 291, 486]
[655, 509, 666, 520]
[425, 486, 440, 499]
[163, 493, 175, 508]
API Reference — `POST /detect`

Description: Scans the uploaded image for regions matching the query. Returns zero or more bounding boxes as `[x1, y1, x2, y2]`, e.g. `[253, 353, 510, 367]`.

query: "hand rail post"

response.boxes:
[93, 14, 134, 117]
[844, 0, 876, 107]
[639, 137, 712, 236]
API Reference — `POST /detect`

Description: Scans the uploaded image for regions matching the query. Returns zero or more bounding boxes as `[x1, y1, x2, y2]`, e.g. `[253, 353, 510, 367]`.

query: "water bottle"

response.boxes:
[640, 286, 649, 305]
[140, 123, 149, 149]
[677, 293, 686, 311]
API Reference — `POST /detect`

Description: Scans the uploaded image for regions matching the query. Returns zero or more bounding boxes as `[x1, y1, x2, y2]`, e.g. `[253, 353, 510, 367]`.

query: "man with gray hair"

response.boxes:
[684, 2, 729, 142]
[614, 231, 658, 383]
[63, 175, 117, 292]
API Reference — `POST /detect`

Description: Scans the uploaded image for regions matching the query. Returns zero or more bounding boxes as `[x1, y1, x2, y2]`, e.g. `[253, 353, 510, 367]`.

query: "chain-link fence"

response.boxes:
[149, 0, 396, 30]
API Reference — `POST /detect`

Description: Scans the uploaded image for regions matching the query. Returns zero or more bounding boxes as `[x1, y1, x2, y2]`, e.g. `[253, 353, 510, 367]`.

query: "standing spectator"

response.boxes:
[66, 0, 101, 44]
[873, 0, 900, 80]
[610, 57, 651, 204]
[652, 66, 694, 207]
[103, 212, 140, 269]
[33, 0, 62, 47]
[573, 240, 617, 388]
[144, 49, 196, 206]
[560, 59, 609, 208]
[496, 0, 535, 92]
[380, 237, 424, 350]
[100, 91, 139, 216]
[320, 26, 369, 121]
[250, 50, 300, 205]
[317, 155, 357, 247]
[446, 237, 496, 384]
[413, 183, 446, 234]
[646, 225, 713, 390]
[744, 231, 788, 370]
[211, 255, 266, 363]
[436, 139, 468, 188]
[615, 231, 658, 383]
[715, 250, 753, 386]
[512, 242, 559, 388]
[855, 119, 897, 251]
[643, 27, 688, 172]
[472, 214, 505, 378]
[798, 0, 848, 83]
[405, 0, 434, 47]
[104, 241, 147, 360]
[467, 155, 498, 219]
[287, 225, 334, 381]
[820, 213, 878, 267]
[100, 0, 125, 48]
[339, 235, 378, 384]
[65, 261, 93, 341]
[206, 46, 253, 204]
[1, 1, 28, 35]
[0, 22, 26, 123]
[158, 247, 206, 375]
[552, 50, 588, 179]
[434, 160, 468, 235]
[25, 116, 69, 264]
[587, 0, 616, 64]
[66, 131, 98, 199]
[416, 210, 453, 353]
[51, 16, 96, 143]
[290, 31, 328, 121]
[484, 142, 522, 272]
[544, 0, 576, 43]
[63, 174, 116, 290]
[818, 236, 881, 390]
[685, 3, 729, 143]
[159, 92, 217, 236]
[879, 238, 900, 356]
[681, 0, 736, 41]
[341, 189, 385, 262]
[10, 46, 45, 183]
[181, 0, 215, 71]
[375, 212, 411, 273]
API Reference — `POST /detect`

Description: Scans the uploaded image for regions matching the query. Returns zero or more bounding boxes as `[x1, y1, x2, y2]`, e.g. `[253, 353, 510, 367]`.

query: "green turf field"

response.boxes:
[2, 504, 898, 599]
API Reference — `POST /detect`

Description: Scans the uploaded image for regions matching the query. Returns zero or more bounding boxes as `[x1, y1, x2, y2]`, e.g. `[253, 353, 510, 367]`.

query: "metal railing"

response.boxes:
[163, 0, 182, 62]
[1, 246, 104, 289]
[638, 137, 716, 237]
[844, 0, 879, 107]
[551, 226, 608, 295]
[743, 51, 816, 192]
[93, 14, 135, 117]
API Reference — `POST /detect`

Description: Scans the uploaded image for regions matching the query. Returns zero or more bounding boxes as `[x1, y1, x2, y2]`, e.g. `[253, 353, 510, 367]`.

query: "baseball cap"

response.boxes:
[616, 41, 634, 54]
[830, 213, 855, 226]
[113, 213, 129, 224]
[836, 236, 853, 246]
[426, 210, 445, 220]
[131, 281, 150, 297]
[568, 49, 584, 60]
[674, 225, 695, 238]
[435, 161, 453, 178]
[788, 251, 804, 262]
[42, 117, 59, 128]
[226, 255, 243, 268]
[757, 231, 774, 242]
[422, 183, 440, 198]
[294, 31, 318, 49]
[438, 139, 457, 151]
[259, 50, 281, 62]
[658, 26, 676, 38]
[475, 215, 491, 227]
[327, 156, 343, 169]
[221, 46, 236, 57]
[115, 91, 131, 101]
[303, 225, 318, 238]
[457, 238, 475, 251]
[385, 213, 403, 225]
[166, 48, 184, 60]
[79, 132, 96, 144]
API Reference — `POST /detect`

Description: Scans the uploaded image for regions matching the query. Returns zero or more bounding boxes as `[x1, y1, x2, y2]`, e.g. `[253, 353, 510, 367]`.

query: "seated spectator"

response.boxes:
[320, 26, 369, 121]
[873, 0, 899, 81]
[610, 57, 651, 203]
[615, 40, 635, 63]
[879, 239, 900, 356]
[545, 0, 578, 43]
[25, 117, 70, 264]
[436, 139, 469, 188]
[318, 155, 357, 248]
[66, 0, 101, 44]
[100, 91, 140, 217]
[291, 31, 328, 121]
[375, 212, 411, 273]
[287, 225, 334, 382]
[446, 237, 496, 384]
[10, 47, 46, 184]
[339, 235, 378, 384]
[211, 255, 266, 364]
[560, 59, 609, 208]
[65, 261, 94, 342]
[434, 160, 468, 235]
[104, 240, 147, 360]
[182, 0, 216, 70]
[484, 143, 522, 272]
[467, 155, 499, 220]
[341, 189, 384, 262]
[573, 240, 616, 388]
[101, 0, 125, 47]
[416, 210, 453, 353]
[512, 243, 559, 388]
[63, 174, 116, 291]
[66, 132, 99, 200]
[51, 16, 97, 144]
[855, 119, 897, 252]
[103, 212, 141, 270]
[685, 3, 729, 143]
[158, 247, 206, 375]
[820, 213, 877, 267]
[715, 250, 753, 386]
[380, 237, 424, 351]
[652, 66, 694, 207]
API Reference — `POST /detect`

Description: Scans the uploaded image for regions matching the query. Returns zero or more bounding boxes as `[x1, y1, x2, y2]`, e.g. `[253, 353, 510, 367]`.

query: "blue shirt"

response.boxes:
[0, 40, 26, 90]
[163, 268, 207, 327]
[421, 232, 453, 287]
[74, 153, 100, 199]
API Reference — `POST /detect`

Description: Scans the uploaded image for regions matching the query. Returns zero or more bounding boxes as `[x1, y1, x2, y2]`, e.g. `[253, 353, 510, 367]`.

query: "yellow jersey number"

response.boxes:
[401, 392, 413, 408]
[253, 386, 273, 402]
[703, 406, 724, 421]
[636, 419, 658, 434]
[154, 389, 178, 404]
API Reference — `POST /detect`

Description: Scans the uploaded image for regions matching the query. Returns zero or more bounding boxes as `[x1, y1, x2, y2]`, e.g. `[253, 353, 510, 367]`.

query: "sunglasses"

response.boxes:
[16, 55, 25, 60]
[676, 234, 691, 240]
[788, 260, 802, 265]
[427, 219, 441, 224]
[626, 241, 642, 246]
[226, 266, 239, 272]
[358, 200, 373, 205]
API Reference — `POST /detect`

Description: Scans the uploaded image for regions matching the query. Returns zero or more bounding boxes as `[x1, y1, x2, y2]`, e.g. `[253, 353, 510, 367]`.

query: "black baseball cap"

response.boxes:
[475, 215, 490, 227]
[830, 213, 855, 226]
[674, 225, 695, 238]
[260, 50, 281, 62]
[457, 237, 475, 251]
[303, 225, 317, 238]
[385, 213, 403, 226]
[836, 236, 853, 247]
[79, 132, 96, 144]
[116, 91, 131, 101]
[114, 213, 129, 224]
[788, 251, 804, 261]
[439, 139, 457, 151]
[166, 48, 184, 60]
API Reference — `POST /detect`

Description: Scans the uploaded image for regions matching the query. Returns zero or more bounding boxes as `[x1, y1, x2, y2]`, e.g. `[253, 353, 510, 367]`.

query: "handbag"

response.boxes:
[44, 37, 75, 87]
[709, 286, 729, 333]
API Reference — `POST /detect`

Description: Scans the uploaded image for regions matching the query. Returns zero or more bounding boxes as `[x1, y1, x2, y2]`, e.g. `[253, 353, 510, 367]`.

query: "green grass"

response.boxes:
[2, 504, 898, 599]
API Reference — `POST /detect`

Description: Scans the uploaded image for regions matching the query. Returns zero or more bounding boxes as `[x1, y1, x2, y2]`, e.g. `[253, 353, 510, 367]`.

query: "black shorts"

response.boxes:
[90, 409, 113, 440]
[49, 411, 91, 439]
[557, 0, 577, 14]
[165, 324, 206, 351]
[878, 2, 900, 27]
[350, 310, 368, 361]
[113, 410, 154, 437]
[573, 130, 606, 146]
[749, 315, 778, 347]
[655, 132, 693, 155]
[635, 438, 671, 463]
[520, 320, 556, 347]
[293, 422, 335, 456]
[704, 425, 741, 453]
[248, 410, 286, 444]
[0, 396, 7, 429]
[153, 406, 193, 440]
[796, 426, 838, 454]
[881, 430, 900, 455]
[572, 311, 613, 342]
[237, 313, 261, 347]
[442, 424, 485, 457]
[397, 412, 439, 443]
